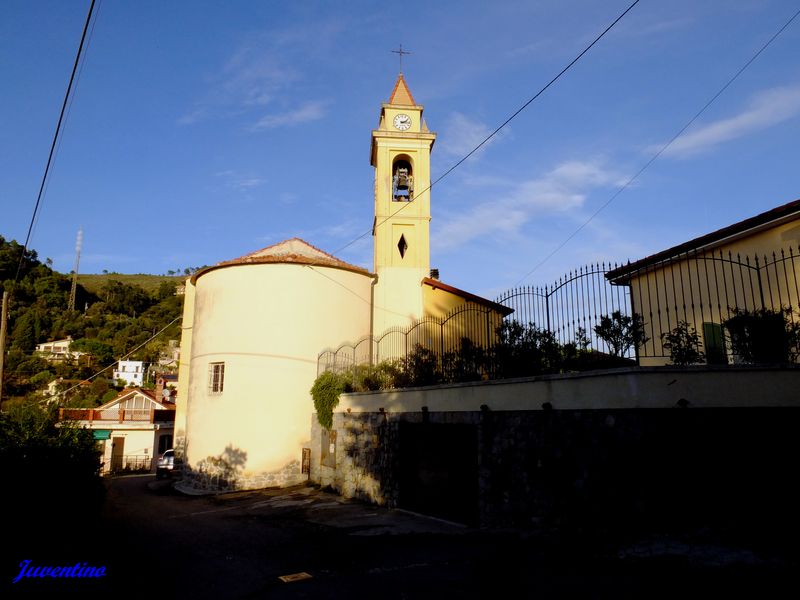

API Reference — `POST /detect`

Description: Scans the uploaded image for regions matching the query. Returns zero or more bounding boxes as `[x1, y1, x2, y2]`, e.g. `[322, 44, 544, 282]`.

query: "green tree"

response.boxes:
[0, 401, 103, 518]
[492, 320, 561, 379]
[71, 338, 115, 366]
[593, 311, 648, 357]
[723, 308, 800, 364]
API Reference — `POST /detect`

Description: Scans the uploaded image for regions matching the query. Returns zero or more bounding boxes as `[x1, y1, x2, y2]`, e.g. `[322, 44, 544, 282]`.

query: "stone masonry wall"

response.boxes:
[311, 405, 800, 536]
[178, 459, 304, 493]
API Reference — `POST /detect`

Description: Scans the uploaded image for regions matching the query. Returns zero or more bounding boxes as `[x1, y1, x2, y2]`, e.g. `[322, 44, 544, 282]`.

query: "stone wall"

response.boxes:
[177, 459, 304, 493]
[310, 367, 800, 536]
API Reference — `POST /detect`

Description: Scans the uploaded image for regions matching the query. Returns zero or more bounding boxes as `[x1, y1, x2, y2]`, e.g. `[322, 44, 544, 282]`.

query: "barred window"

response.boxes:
[208, 362, 225, 394]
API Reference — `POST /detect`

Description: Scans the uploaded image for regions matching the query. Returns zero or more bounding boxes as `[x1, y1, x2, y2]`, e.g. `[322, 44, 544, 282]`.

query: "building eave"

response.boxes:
[422, 277, 514, 316]
[606, 198, 800, 283]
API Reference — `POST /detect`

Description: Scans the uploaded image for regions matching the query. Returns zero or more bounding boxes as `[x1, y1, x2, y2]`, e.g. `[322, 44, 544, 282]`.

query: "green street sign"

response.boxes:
[93, 430, 112, 440]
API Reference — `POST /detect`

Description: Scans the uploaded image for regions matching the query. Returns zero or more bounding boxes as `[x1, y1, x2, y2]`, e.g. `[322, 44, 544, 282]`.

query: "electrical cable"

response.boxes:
[47, 315, 182, 402]
[331, 0, 642, 258]
[513, 6, 800, 285]
[14, 0, 97, 285]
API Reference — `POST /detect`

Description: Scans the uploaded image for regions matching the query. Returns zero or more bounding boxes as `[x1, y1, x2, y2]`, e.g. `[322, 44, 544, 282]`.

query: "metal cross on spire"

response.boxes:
[391, 45, 411, 73]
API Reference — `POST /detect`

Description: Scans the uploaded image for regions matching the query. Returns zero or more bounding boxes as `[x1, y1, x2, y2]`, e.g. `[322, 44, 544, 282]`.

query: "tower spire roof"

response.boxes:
[388, 74, 416, 106]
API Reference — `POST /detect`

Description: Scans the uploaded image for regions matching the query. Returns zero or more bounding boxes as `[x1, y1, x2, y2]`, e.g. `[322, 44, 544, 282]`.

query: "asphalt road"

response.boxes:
[4, 474, 797, 599]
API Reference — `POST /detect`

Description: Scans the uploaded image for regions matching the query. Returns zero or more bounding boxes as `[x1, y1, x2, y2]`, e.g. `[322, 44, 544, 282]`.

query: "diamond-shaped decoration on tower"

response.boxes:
[397, 234, 408, 259]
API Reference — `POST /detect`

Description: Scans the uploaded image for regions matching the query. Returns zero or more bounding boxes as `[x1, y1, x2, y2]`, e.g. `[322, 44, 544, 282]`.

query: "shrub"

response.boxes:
[593, 311, 648, 357]
[0, 402, 103, 517]
[723, 308, 800, 364]
[441, 337, 488, 383]
[310, 371, 347, 430]
[492, 320, 561, 379]
[396, 344, 442, 387]
[661, 321, 705, 365]
[348, 361, 402, 391]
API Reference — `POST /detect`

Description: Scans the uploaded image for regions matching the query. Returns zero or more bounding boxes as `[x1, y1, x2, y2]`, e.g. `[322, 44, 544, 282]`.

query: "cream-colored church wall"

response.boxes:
[423, 285, 473, 319]
[372, 267, 427, 332]
[184, 263, 373, 479]
[174, 278, 195, 460]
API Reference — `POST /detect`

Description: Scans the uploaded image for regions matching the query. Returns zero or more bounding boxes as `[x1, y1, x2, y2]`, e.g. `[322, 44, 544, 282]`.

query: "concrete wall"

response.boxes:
[180, 261, 373, 492]
[337, 365, 800, 413]
[311, 366, 800, 534]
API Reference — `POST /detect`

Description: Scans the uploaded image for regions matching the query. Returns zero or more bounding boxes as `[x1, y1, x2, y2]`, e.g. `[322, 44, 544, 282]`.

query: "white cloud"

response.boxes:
[438, 112, 507, 159]
[625, 17, 693, 37]
[658, 84, 800, 157]
[250, 101, 328, 130]
[214, 170, 266, 192]
[233, 178, 265, 191]
[435, 160, 620, 251]
[506, 40, 549, 59]
[178, 51, 300, 125]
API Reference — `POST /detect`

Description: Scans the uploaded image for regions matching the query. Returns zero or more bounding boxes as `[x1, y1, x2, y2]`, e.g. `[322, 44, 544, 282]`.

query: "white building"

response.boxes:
[114, 360, 145, 386]
[35, 337, 85, 363]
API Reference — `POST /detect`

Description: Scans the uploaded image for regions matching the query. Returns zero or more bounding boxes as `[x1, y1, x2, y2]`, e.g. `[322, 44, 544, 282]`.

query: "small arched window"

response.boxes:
[392, 158, 414, 202]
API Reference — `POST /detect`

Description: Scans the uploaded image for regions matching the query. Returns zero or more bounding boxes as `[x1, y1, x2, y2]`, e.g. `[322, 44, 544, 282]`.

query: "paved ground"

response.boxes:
[4, 474, 797, 598]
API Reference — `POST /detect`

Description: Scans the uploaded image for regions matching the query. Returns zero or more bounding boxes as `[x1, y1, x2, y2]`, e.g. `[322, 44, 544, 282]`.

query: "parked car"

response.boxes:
[156, 449, 175, 479]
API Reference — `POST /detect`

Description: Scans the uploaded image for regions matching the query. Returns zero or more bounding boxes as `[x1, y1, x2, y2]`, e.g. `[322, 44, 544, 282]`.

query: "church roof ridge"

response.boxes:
[388, 73, 416, 106]
[208, 238, 372, 276]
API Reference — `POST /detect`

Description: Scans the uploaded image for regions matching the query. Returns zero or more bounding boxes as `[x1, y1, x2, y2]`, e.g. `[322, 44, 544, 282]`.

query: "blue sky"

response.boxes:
[2, 0, 799, 299]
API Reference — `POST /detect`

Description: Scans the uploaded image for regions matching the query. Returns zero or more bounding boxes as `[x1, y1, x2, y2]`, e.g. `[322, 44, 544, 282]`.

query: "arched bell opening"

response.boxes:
[392, 156, 414, 202]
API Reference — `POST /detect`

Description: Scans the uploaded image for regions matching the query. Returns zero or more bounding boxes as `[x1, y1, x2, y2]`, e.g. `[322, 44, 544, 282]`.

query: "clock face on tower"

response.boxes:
[393, 113, 412, 131]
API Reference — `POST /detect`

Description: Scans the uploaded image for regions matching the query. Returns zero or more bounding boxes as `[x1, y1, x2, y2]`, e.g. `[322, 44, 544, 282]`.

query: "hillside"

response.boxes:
[1, 235, 186, 405]
[76, 273, 185, 295]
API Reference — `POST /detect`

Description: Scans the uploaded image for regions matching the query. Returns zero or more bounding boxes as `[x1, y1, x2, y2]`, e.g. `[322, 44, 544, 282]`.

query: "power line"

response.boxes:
[332, 0, 641, 258]
[48, 315, 182, 402]
[514, 6, 800, 285]
[14, 0, 97, 284]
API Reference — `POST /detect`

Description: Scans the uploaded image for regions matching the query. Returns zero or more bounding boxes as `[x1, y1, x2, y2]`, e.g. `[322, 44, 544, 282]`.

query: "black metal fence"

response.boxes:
[614, 246, 799, 363]
[317, 303, 505, 376]
[108, 455, 153, 474]
[318, 246, 800, 374]
[495, 262, 634, 359]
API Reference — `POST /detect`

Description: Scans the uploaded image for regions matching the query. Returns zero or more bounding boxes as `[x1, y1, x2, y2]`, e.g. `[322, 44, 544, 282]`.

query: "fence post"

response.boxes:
[545, 293, 551, 332]
[755, 254, 765, 310]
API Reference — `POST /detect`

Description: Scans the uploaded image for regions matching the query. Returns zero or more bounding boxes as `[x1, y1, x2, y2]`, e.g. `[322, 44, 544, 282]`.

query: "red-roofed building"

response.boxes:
[59, 387, 176, 474]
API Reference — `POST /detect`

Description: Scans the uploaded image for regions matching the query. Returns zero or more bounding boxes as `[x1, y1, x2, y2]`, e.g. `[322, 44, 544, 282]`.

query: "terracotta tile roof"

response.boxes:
[97, 387, 171, 410]
[389, 74, 416, 106]
[607, 198, 800, 282]
[212, 238, 371, 275]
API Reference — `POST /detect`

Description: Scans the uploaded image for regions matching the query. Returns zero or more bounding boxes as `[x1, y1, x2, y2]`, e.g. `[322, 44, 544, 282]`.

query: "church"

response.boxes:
[175, 74, 508, 491]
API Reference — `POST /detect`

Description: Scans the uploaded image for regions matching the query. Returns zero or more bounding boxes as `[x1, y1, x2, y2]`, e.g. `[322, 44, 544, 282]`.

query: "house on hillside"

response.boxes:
[35, 337, 85, 363]
[45, 378, 91, 404]
[59, 387, 175, 474]
[157, 339, 180, 370]
[607, 198, 800, 366]
[114, 359, 145, 386]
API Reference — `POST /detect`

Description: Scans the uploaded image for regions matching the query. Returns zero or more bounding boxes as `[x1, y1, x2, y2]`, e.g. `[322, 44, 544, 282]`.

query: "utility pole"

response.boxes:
[0, 290, 9, 404]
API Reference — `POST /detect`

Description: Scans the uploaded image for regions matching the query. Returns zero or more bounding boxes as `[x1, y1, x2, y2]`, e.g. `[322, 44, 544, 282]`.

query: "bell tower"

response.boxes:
[371, 74, 436, 332]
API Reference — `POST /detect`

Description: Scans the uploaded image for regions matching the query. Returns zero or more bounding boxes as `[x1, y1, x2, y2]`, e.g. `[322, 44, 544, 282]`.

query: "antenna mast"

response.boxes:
[68, 228, 83, 311]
